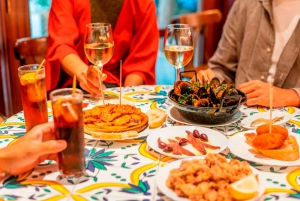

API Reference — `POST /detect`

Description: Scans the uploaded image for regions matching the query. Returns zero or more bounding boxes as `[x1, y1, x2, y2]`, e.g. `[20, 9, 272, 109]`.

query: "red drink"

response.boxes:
[18, 65, 48, 131]
[50, 89, 85, 178]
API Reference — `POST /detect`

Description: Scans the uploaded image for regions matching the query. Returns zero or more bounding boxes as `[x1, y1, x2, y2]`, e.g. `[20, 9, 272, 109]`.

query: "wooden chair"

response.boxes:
[174, 9, 222, 77]
[14, 37, 48, 65]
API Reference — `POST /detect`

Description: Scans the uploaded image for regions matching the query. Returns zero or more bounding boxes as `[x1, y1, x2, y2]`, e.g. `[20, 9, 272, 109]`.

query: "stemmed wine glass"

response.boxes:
[84, 23, 114, 102]
[164, 24, 194, 81]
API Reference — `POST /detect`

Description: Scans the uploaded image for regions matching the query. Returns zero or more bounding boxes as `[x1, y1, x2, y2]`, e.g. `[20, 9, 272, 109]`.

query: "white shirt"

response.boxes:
[267, 0, 300, 83]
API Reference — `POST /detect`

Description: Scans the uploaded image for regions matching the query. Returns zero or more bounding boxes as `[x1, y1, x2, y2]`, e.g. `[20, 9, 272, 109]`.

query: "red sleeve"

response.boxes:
[46, 0, 89, 91]
[122, 1, 159, 85]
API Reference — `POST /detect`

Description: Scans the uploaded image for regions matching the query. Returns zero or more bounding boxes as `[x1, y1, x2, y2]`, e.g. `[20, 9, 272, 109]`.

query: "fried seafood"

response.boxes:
[166, 154, 253, 201]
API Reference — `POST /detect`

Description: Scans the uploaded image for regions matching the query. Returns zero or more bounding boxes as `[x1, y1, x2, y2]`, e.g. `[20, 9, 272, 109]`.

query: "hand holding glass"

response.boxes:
[84, 23, 114, 102]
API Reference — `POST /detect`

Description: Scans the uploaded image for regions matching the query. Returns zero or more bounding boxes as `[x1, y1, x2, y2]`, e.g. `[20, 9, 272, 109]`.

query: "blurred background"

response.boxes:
[0, 0, 234, 117]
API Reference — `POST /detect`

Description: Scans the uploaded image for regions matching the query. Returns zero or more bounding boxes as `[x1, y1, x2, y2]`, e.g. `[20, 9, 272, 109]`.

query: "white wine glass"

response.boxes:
[164, 24, 194, 81]
[84, 23, 114, 101]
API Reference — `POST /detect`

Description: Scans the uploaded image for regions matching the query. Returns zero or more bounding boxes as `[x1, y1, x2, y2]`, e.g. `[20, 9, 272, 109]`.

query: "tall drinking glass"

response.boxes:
[84, 23, 114, 101]
[50, 88, 85, 179]
[18, 64, 48, 131]
[164, 24, 194, 81]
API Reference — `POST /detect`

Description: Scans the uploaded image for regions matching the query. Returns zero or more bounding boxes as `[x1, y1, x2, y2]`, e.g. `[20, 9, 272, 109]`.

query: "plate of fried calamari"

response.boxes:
[147, 126, 228, 159]
[156, 154, 266, 201]
[228, 124, 300, 166]
[83, 103, 167, 140]
[240, 110, 294, 129]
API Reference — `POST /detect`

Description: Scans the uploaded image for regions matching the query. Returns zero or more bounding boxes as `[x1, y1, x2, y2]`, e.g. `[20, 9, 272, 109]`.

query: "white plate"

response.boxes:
[156, 157, 266, 201]
[167, 106, 242, 127]
[84, 126, 150, 141]
[228, 131, 300, 166]
[146, 126, 228, 159]
[241, 110, 294, 129]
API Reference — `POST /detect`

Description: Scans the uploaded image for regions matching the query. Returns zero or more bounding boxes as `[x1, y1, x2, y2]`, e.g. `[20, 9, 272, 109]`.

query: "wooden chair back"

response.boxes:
[175, 9, 222, 72]
[14, 37, 48, 66]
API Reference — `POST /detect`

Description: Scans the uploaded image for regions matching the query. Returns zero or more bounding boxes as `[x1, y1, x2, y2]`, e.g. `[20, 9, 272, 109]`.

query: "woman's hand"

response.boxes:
[77, 65, 107, 97]
[238, 80, 300, 108]
[0, 122, 67, 175]
[61, 54, 107, 97]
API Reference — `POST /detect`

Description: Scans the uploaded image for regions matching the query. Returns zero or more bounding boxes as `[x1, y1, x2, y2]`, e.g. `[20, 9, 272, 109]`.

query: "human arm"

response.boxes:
[238, 80, 300, 107]
[47, 0, 105, 95]
[124, 74, 144, 86]
[61, 54, 106, 96]
[195, 1, 241, 83]
[0, 122, 67, 175]
[122, 1, 159, 86]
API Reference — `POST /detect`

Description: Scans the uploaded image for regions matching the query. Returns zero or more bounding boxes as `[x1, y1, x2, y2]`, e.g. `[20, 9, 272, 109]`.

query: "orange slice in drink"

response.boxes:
[20, 73, 37, 86]
[53, 98, 65, 118]
[64, 102, 79, 122]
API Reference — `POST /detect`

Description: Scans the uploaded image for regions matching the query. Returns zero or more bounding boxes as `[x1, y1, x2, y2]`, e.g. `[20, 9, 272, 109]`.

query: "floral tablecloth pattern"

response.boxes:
[1, 85, 300, 201]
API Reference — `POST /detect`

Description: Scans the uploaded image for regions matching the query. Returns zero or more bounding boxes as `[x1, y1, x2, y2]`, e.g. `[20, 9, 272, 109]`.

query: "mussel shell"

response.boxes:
[209, 87, 218, 104]
[174, 81, 194, 96]
[210, 77, 220, 89]
[224, 88, 239, 97]
[214, 86, 226, 100]
[198, 87, 208, 98]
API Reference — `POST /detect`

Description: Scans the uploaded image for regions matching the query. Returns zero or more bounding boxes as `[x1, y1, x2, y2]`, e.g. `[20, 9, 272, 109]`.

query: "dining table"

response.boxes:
[1, 85, 300, 201]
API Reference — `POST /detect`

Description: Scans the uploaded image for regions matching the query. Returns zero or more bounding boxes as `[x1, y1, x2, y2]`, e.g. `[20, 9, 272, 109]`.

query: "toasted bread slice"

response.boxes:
[259, 135, 299, 161]
[146, 109, 167, 129]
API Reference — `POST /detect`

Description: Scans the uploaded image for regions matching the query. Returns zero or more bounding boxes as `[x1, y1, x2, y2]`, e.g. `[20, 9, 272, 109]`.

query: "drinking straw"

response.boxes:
[34, 59, 45, 99]
[72, 75, 76, 96]
[35, 59, 45, 76]
[269, 82, 273, 133]
[119, 60, 122, 106]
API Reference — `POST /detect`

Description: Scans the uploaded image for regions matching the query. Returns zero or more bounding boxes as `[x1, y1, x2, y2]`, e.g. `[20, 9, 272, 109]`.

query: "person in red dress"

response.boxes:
[46, 0, 159, 96]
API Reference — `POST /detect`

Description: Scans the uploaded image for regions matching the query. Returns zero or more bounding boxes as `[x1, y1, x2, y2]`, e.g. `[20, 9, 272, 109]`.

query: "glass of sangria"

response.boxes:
[164, 24, 194, 81]
[50, 88, 86, 179]
[18, 64, 48, 131]
[84, 23, 114, 102]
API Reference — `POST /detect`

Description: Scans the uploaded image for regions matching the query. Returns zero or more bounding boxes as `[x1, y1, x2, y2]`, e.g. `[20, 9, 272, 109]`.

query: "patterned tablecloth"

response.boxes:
[1, 85, 300, 201]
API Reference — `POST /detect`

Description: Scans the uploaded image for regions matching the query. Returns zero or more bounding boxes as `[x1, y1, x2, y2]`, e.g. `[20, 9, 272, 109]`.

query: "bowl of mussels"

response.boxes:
[168, 75, 247, 124]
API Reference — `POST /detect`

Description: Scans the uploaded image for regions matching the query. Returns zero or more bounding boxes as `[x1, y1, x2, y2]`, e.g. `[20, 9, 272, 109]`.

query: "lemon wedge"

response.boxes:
[20, 73, 38, 85]
[229, 174, 259, 200]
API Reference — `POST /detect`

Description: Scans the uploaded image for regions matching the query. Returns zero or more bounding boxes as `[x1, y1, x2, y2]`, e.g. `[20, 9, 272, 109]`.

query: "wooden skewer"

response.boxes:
[72, 75, 76, 97]
[97, 66, 105, 105]
[269, 82, 273, 133]
[120, 60, 122, 106]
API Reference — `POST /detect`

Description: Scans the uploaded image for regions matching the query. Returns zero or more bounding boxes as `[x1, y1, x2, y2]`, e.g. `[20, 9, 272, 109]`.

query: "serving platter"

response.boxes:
[156, 157, 266, 201]
[228, 131, 300, 166]
[167, 106, 242, 127]
[147, 126, 228, 159]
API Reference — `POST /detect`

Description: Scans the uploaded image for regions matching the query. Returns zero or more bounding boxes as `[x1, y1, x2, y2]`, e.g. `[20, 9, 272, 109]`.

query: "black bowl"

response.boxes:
[168, 89, 247, 125]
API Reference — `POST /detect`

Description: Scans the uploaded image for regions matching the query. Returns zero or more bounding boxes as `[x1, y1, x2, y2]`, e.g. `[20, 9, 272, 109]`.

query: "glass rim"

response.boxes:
[166, 23, 192, 29]
[86, 23, 112, 28]
[49, 88, 83, 100]
[18, 64, 45, 73]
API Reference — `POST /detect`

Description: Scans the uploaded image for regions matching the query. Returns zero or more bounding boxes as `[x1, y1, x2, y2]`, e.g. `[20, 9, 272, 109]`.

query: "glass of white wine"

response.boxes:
[164, 24, 194, 81]
[84, 23, 114, 102]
